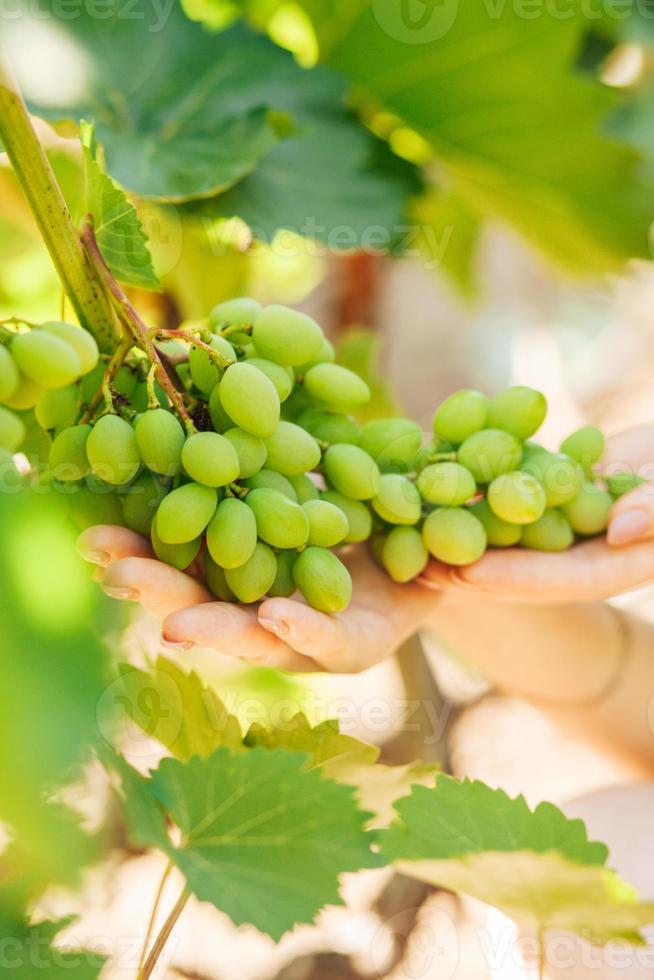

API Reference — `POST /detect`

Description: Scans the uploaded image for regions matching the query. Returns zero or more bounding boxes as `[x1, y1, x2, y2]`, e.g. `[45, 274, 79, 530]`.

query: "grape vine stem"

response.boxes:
[138, 885, 190, 980]
[136, 860, 173, 976]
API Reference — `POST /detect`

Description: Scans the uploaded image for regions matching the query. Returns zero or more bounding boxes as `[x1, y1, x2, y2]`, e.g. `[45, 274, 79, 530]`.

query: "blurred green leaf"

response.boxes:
[0, 909, 105, 978]
[409, 190, 480, 293]
[245, 712, 380, 775]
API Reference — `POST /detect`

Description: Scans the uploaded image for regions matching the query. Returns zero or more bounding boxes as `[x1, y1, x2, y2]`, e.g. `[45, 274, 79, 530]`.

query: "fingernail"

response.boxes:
[161, 637, 195, 651]
[258, 617, 288, 636]
[102, 586, 139, 601]
[80, 550, 110, 566]
[608, 508, 651, 546]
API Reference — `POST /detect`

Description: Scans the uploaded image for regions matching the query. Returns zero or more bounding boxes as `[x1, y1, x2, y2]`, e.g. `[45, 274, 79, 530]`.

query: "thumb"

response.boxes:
[607, 485, 654, 546]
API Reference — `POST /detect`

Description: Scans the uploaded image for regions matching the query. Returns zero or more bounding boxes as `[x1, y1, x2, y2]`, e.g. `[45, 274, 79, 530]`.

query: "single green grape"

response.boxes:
[487, 386, 547, 440]
[206, 496, 258, 569]
[297, 408, 361, 446]
[87, 414, 141, 485]
[521, 449, 582, 507]
[295, 338, 336, 374]
[372, 473, 422, 525]
[293, 546, 352, 612]
[112, 365, 138, 399]
[243, 468, 298, 500]
[323, 444, 381, 500]
[605, 471, 646, 498]
[303, 363, 370, 413]
[151, 516, 201, 570]
[49, 424, 91, 482]
[245, 487, 309, 548]
[520, 510, 574, 552]
[203, 552, 238, 601]
[12, 330, 81, 389]
[181, 431, 240, 488]
[130, 380, 168, 413]
[189, 335, 236, 394]
[358, 418, 423, 473]
[422, 507, 487, 565]
[487, 471, 547, 524]
[288, 473, 320, 502]
[262, 421, 321, 477]
[156, 482, 218, 544]
[417, 461, 476, 506]
[0, 405, 26, 452]
[223, 427, 267, 479]
[382, 526, 429, 583]
[246, 358, 294, 402]
[268, 549, 297, 597]
[208, 382, 234, 433]
[280, 385, 313, 423]
[560, 426, 605, 474]
[68, 483, 123, 530]
[302, 498, 349, 546]
[0, 345, 19, 402]
[134, 409, 185, 477]
[225, 541, 278, 603]
[35, 384, 78, 431]
[561, 481, 613, 536]
[320, 490, 373, 543]
[121, 471, 169, 536]
[219, 362, 280, 438]
[252, 305, 324, 366]
[4, 375, 43, 410]
[433, 389, 488, 444]
[209, 296, 262, 328]
[41, 321, 99, 375]
[457, 428, 522, 483]
[469, 499, 522, 547]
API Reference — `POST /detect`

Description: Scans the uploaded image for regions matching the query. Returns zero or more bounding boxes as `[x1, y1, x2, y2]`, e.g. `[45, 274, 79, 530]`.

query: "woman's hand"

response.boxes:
[78, 525, 436, 673]
[420, 424, 654, 603]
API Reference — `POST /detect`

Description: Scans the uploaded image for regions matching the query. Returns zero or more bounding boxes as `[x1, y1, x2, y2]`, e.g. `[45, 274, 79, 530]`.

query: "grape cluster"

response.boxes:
[0, 302, 638, 614]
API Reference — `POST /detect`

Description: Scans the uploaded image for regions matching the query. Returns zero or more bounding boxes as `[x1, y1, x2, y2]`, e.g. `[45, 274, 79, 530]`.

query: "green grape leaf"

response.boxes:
[113, 656, 243, 760]
[102, 748, 172, 854]
[244, 712, 380, 777]
[409, 190, 481, 294]
[346, 761, 440, 829]
[0, 910, 106, 979]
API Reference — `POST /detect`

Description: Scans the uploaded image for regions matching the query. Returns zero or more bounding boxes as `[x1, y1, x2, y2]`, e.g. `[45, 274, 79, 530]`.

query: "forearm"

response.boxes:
[427, 594, 654, 774]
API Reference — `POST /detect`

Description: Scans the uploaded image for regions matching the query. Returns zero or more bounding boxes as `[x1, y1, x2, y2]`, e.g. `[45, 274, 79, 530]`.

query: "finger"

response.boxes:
[77, 525, 153, 566]
[163, 603, 320, 673]
[608, 486, 654, 546]
[603, 425, 654, 475]
[103, 557, 211, 618]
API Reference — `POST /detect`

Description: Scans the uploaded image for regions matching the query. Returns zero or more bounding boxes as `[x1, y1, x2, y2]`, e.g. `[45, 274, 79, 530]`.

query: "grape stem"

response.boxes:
[220, 322, 253, 339]
[80, 218, 195, 432]
[138, 886, 189, 980]
[146, 363, 160, 410]
[136, 861, 173, 976]
[159, 328, 235, 371]
[79, 334, 132, 424]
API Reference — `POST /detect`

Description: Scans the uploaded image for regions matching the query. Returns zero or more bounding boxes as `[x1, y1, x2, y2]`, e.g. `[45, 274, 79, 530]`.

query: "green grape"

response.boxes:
[372, 474, 422, 525]
[113, 365, 138, 399]
[321, 490, 373, 543]
[87, 414, 141, 485]
[280, 385, 313, 422]
[68, 483, 123, 530]
[0, 405, 26, 452]
[12, 331, 81, 389]
[413, 440, 456, 474]
[302, 498, 349, 546]
[417, 462, 476, 506]
[245, 487, 309, 548]
[457, 428, 522, 483]
[219, 362, 280, 437]
[209, 296, 262, 327]
[370, 532, 386, 566]
[156, 482, 218, 543]
[487, 471, 547, 524]
[131, 380, 168, 412]
[35, 384, 78, 431]
[268, 549, 297, 597]
[433, 389, 488, 444]
[223, 427, 267, 478]
[323, 444, 381, 500]
[49, 424, 91, 482]
[469, 499, 522, 547]
[263, 421, 321, 476]
[246, 358, 294, 402]
[181, 431, 240, 487]
[358, 418, 423, 473]
[303, 363, 370, 412]
[206, 497, 257, 568]
[382, 526, 429, 583]
[121, 471, 169, 536]
[151, 516, 201, 570]
[521, 510, 574, 552]
[288, 473, 320, 502]
[134, 408, 185, 477]
[295, 337, 335, 373]
[0, 345, 19, 402]
[203, 552, 238, 601]
[422, 507, 487, 565]
[41, 321, 99, 375]
[189, 335, 236, 394]
[560, 426, 605, 473]
[225, 541, 277, 603]
[176, 362, 190, 388]
[561, 481, 613, 536]
[243, 468, 298, 500]
[252, 304, 324, 366]
[487, 386, 547, 440]
[605, 471, 645, 498]
[4, 375, 43, 409]
[293, 547, 352, 613]
[297, 408, 361, 446]
[208, 383, 233, 432]
[521, 450, 581, 507]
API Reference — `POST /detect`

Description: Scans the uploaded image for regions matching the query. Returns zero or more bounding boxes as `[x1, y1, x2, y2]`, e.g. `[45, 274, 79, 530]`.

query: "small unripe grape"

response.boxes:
[417, 461, 476, 506]
[560, 426, 605, 473]
[263, 421, 321, 476]
[295, 338, 335, 374]
[208, 383, 233, 433]
[206, 497, 257, 568]
[223, 427, 267, 478]
[302, 498, 349, 546]
[181, 431, 240, 487]
[4, 375, 43, 409]
[288, 473, 320, 502]
[113, 365, 138, 399]
[189, 335, 236, 394]
[0, 405, 26, 451]
[12, 331, 81, 389]
[134, 409, 186, 477]
[358, 418, 423, 473]
[243, 468, 298, 500]
[487, 471, 547, 524]
[156, 482, 218, 543]
[298, 408, 361, 445]
[303, 363, 370, 412]
[422, 507, 487, 565]
[457, 428, 522, 483]
[246, 487, 309, 548]
[130, 381, 169, 413]
[521, 510, 574, 552]
[68, 483, 123, 530]
[204, 552, 237, 601]
[382, 526, 429, 583]
[268, 549, 297, 597]
[225, 541, 278, 602]
[151, 516, 201, 570]
[469, 499, 522, 547]
[35, 385, 78, 431]
[323, 444, 381, 500]
[41, 321, 99, 375]
[433, 389, 488, 444]
[247, 358, 294, 402]
[252, 304, 324, 366]
[219, 362, 280, 437]
[521, 450, 581, 507]
[605, 471, 645, 498]
[293, 546, 352, 612]
[321, 490, 373, 543]
[49, 424, 91, 482]
[487, 386, 547, 440]
[87, 414, 141, 485]
[122, 471, 169, 536]
[0, 345, 19, 402]
[209, 296, 262, 327]
[372, 473, 422, 525]
[561, 481, 613, 536]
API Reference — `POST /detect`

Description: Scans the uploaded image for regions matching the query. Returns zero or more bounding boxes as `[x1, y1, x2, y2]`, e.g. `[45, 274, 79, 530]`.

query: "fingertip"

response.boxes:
[77, 524, 152, 564]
